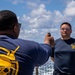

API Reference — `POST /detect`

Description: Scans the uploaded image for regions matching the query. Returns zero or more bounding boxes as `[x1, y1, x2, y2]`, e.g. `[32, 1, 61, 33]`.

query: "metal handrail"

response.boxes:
[34, 58, 54, 75]
[36, 67, 38, 75]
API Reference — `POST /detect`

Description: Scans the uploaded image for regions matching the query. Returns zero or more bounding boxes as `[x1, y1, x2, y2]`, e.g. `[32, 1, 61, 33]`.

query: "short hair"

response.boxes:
[60, 22, 72, 29]
[0, 10, 18, 30]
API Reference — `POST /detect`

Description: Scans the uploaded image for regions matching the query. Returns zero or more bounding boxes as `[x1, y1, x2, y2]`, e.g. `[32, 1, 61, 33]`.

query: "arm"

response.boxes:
[44, 33, 55, 62]
[36, 33, 54, 66]
[51, 57, 54, 62]
[44, 33, 54, 47]
[50, 46, 55, 62]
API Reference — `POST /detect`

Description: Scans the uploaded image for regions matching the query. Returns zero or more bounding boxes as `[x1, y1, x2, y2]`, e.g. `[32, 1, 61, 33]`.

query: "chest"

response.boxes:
[55, 40, 75, 53]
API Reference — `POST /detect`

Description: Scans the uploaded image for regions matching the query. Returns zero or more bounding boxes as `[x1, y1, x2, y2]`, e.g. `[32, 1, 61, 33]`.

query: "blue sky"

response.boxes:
[0, 0, 75, 43]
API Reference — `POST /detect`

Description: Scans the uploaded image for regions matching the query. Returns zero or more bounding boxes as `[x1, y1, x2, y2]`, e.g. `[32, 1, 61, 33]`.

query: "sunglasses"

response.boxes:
[61, 28, 71, 31]
[18, 23, 21, 28]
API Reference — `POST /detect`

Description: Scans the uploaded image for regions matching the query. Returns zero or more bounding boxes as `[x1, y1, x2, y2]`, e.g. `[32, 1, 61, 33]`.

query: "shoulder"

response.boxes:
[70, 37, 75, 40]
[55, 38, 61, 42]
[17, 38, 40, 47]
[54, 38, 63, 45]
[70, 37, 75, 43]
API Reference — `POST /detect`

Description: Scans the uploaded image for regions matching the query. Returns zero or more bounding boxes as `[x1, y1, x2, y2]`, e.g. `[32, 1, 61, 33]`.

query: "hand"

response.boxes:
[44, 33, 54, 47]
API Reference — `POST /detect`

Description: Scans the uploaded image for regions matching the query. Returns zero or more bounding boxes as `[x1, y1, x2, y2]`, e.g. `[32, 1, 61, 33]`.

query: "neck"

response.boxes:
[0, 31, 16, 38]
[61, 37, 70, 40]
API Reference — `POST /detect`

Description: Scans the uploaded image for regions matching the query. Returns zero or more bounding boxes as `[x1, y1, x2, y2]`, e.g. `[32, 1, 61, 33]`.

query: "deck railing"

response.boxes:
[33, 58, 54, 75]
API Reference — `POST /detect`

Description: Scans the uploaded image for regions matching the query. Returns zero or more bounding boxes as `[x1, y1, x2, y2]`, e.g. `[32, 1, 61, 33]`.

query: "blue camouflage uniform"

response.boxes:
[52, 38, 75, 75]
[0, 35, 52, 75]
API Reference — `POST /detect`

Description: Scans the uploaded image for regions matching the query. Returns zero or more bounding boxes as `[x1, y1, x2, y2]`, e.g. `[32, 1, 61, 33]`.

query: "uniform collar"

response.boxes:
[0, 34, 16, 39]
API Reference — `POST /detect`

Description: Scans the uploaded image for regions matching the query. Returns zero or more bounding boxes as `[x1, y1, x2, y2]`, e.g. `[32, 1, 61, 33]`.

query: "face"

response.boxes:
[60, 24, 72, 39]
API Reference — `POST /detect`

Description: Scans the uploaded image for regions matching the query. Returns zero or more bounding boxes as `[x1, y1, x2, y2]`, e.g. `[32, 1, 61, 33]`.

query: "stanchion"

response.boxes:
[36, 67, 38, 75]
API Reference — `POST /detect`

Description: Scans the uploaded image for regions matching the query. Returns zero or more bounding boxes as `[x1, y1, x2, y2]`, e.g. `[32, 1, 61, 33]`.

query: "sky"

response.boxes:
[0, 0, 75, 43]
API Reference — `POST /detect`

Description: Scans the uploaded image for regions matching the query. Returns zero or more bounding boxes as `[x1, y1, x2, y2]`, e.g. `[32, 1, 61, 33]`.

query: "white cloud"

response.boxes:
[10, 0, 51, 5]
[27, 2, 37, 8]
[53, 10, 72, 24]
[22, 15, 30, 21]
[10, 0, 24, 4]
[1, 0, 75, 43]
[17, 0, 75, 42]
[53, 10, 63, 23]
[22, 4, 52, 29]
[31, 4, 46, 16]
[21, 3, 72, 42]
[25, 29, 38, 34]
[64, 0, 75, 16]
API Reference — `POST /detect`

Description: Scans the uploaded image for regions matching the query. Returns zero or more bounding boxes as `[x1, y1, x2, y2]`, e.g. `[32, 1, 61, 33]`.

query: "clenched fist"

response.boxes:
[44, 33, 54, 47]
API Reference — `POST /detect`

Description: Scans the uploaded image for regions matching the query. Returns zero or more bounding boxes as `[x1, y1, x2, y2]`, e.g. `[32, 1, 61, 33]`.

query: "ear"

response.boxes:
[13, 24, 20, 38]
[13, 25, 17, 32]
[13, 25, 19, 38]
[70, 29, 72, 33]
